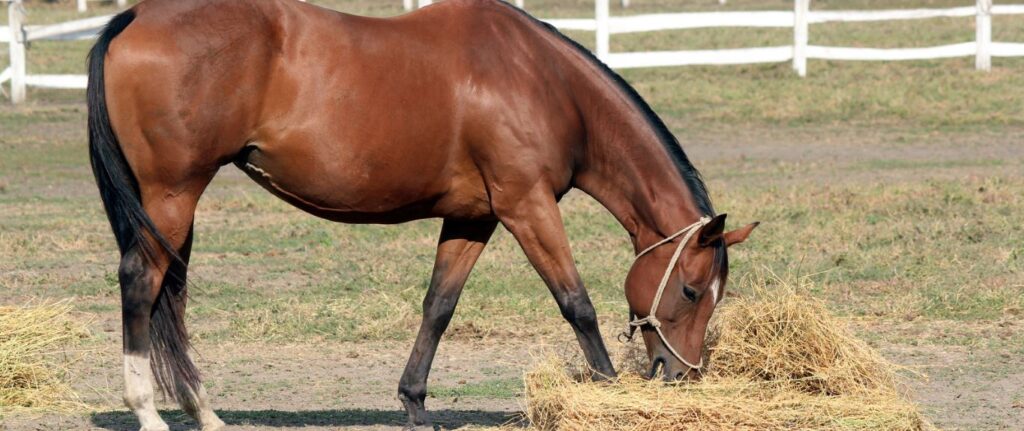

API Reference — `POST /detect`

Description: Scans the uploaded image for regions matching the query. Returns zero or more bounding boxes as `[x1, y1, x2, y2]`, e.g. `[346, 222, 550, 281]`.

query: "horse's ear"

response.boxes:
[724, 222, 760, 247]
[697, 214, 728, 247]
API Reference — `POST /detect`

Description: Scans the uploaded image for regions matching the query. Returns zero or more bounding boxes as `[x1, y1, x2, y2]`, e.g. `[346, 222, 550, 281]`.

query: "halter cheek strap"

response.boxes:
[626, 216, 711, 371]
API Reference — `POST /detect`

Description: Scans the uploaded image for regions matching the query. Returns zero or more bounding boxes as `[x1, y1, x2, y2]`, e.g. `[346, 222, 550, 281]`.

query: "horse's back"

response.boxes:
[106, 0, 581, 222]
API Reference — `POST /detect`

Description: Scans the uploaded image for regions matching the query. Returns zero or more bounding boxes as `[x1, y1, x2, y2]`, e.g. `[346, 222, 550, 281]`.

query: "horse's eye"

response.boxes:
[683, 285, 698, 303]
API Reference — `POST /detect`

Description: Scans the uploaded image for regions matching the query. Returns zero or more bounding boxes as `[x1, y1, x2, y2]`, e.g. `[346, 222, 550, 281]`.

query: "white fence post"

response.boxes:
[118, 0, 127, 7]
[515, 0, 524, 8]
[77, 0, 87, 13]
[622, 0, 630, 7]
[8, 0, 27, 104]
[596, 0, 610, 62]
[976, 0, 992, 70]
[404, 0, 414, 11]
[417, 0, 432, 8]
[793, 0, 809, 77]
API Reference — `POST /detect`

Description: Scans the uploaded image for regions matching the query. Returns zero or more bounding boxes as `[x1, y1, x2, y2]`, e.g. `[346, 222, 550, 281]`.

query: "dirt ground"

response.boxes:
[4, 333, 1023, 430]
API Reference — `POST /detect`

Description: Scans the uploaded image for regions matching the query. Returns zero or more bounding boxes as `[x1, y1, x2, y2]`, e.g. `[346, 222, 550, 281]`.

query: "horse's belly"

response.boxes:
[234, 142, 492, 224]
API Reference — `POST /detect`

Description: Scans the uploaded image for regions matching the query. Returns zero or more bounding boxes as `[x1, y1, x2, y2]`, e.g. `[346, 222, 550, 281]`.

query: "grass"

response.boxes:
[0, 2, 1022, 428]
[4, 1, 1024, 128]
[1, 104, 1021, 347]
[428, 378, 523, 400]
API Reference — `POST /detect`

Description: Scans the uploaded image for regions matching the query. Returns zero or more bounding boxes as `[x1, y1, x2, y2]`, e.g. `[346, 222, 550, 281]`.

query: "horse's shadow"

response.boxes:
[90, 408, 524, 430]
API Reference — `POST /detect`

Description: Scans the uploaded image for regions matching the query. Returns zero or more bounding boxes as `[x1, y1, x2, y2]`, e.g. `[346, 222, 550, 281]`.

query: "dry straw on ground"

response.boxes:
[524, 274, 934, 431]
[0, 301, 86, 411]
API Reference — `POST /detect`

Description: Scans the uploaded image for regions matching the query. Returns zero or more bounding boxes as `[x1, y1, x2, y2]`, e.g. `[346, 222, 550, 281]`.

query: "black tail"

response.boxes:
[88, 10, 201, 399]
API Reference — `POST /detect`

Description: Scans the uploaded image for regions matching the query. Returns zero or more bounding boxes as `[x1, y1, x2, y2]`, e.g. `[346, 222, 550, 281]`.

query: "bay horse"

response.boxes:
[87, 0, 758, 429]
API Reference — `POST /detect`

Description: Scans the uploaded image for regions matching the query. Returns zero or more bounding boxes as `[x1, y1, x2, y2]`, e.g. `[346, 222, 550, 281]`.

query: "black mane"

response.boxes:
[502, 3, 716, 216]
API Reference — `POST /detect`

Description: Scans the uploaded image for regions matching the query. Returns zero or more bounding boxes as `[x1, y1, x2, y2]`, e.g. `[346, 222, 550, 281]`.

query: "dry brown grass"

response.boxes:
[703, 272, 901, 396]
[0, 301, 86, 411]
[523, 274, 934, 431]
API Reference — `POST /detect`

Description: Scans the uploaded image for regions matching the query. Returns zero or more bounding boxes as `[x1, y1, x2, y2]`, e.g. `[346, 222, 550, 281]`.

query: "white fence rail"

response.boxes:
[554, 0, 1024, 75]
[75, 0, 125, 13]
[2, 0, 113, 103]
[406, 0, 628, 11]
[5, 0, 1024, 104]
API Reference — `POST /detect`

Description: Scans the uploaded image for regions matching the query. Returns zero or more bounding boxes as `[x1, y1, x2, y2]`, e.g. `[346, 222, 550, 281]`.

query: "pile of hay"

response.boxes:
[524, 279, 932, 430]
[0, 301, 86, 410]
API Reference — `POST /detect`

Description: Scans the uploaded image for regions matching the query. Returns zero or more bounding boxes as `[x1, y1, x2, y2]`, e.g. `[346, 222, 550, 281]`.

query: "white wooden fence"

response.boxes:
[78, 0, 635, 13]
[75, 0, 125, 13]
[403, 1, 636, 11]
[543, 0, 1024, 75]
[4, 0, 1024, 104]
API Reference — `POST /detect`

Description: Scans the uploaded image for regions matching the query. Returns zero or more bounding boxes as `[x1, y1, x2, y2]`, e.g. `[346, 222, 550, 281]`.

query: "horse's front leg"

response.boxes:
[495, 188, 617, 379]
[398, 219, 498, 430]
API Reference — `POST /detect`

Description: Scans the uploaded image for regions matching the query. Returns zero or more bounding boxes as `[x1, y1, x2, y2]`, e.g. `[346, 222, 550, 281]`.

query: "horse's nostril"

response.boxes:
[674, 371, 686, 380]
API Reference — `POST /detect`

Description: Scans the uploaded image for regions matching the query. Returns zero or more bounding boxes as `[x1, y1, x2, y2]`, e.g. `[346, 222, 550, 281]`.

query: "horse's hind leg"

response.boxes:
[169, 228, 223, 430]
[119, 179, 224, 431]
[398, 219, 498, 429]
[119, 194, 192, 431]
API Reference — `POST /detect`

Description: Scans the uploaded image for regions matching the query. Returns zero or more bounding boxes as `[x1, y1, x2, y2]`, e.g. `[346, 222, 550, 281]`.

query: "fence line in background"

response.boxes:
[401, 0, 1024, 75]
[559, 0, 1024, 76]
[76, 0, 125, 13]
[405, 1, 624, 11]
[5, 0, 1024, 104]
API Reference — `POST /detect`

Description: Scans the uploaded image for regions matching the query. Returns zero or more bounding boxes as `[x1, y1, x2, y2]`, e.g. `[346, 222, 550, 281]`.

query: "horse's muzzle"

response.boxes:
[651, 355, 700, 382]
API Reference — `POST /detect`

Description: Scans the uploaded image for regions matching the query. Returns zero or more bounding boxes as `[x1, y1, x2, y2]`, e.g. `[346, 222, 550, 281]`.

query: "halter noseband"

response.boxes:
[625, 216, 712, 371]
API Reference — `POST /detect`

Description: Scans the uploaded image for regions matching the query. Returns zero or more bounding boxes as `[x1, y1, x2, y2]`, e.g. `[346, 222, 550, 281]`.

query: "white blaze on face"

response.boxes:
[709, 277, 722, 305]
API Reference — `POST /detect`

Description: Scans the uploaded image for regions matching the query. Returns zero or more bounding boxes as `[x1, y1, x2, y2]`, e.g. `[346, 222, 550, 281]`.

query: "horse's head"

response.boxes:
[625, 214, 758, 381]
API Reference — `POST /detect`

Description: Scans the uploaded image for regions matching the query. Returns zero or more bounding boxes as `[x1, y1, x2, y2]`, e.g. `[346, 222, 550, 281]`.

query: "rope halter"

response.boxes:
[626, 216, 712, 371]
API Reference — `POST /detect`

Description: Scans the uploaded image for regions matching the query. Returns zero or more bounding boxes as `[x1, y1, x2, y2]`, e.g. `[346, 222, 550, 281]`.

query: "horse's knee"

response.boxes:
[119, 249, 160, 349]
[118, 249, 149, 289]
[422, 290, 459, 332]
[557, 290, 599, 330]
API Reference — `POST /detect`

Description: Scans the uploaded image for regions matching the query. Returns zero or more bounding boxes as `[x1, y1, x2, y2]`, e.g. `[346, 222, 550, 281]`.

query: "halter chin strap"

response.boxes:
[626, 216, 712, 371]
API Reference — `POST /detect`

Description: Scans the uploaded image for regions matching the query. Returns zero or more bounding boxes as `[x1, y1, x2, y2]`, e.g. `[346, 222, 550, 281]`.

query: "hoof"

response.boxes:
[140, 426, 170, 431]
[201, 418, 227, 431]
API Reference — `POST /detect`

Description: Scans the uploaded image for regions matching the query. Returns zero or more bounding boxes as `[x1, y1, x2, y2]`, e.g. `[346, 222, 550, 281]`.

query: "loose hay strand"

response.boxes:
[523, 273, 934, 431]
[0, 301, 87, 411]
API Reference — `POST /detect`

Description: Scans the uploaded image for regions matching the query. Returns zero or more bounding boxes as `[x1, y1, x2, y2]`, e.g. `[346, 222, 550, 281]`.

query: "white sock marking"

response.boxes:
[123, 353, 169, 431]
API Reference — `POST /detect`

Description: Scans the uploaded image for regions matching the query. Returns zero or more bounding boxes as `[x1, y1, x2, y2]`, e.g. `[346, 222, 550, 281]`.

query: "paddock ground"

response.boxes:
[1, 1, 1023, 430]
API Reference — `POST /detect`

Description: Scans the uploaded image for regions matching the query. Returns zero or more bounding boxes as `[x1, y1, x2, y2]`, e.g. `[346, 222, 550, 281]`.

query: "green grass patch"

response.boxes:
[428, 377, 523, 400]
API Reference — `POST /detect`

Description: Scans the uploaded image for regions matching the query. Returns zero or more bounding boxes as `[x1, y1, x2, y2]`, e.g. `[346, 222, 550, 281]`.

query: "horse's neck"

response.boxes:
[570, 78, 705, 253]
